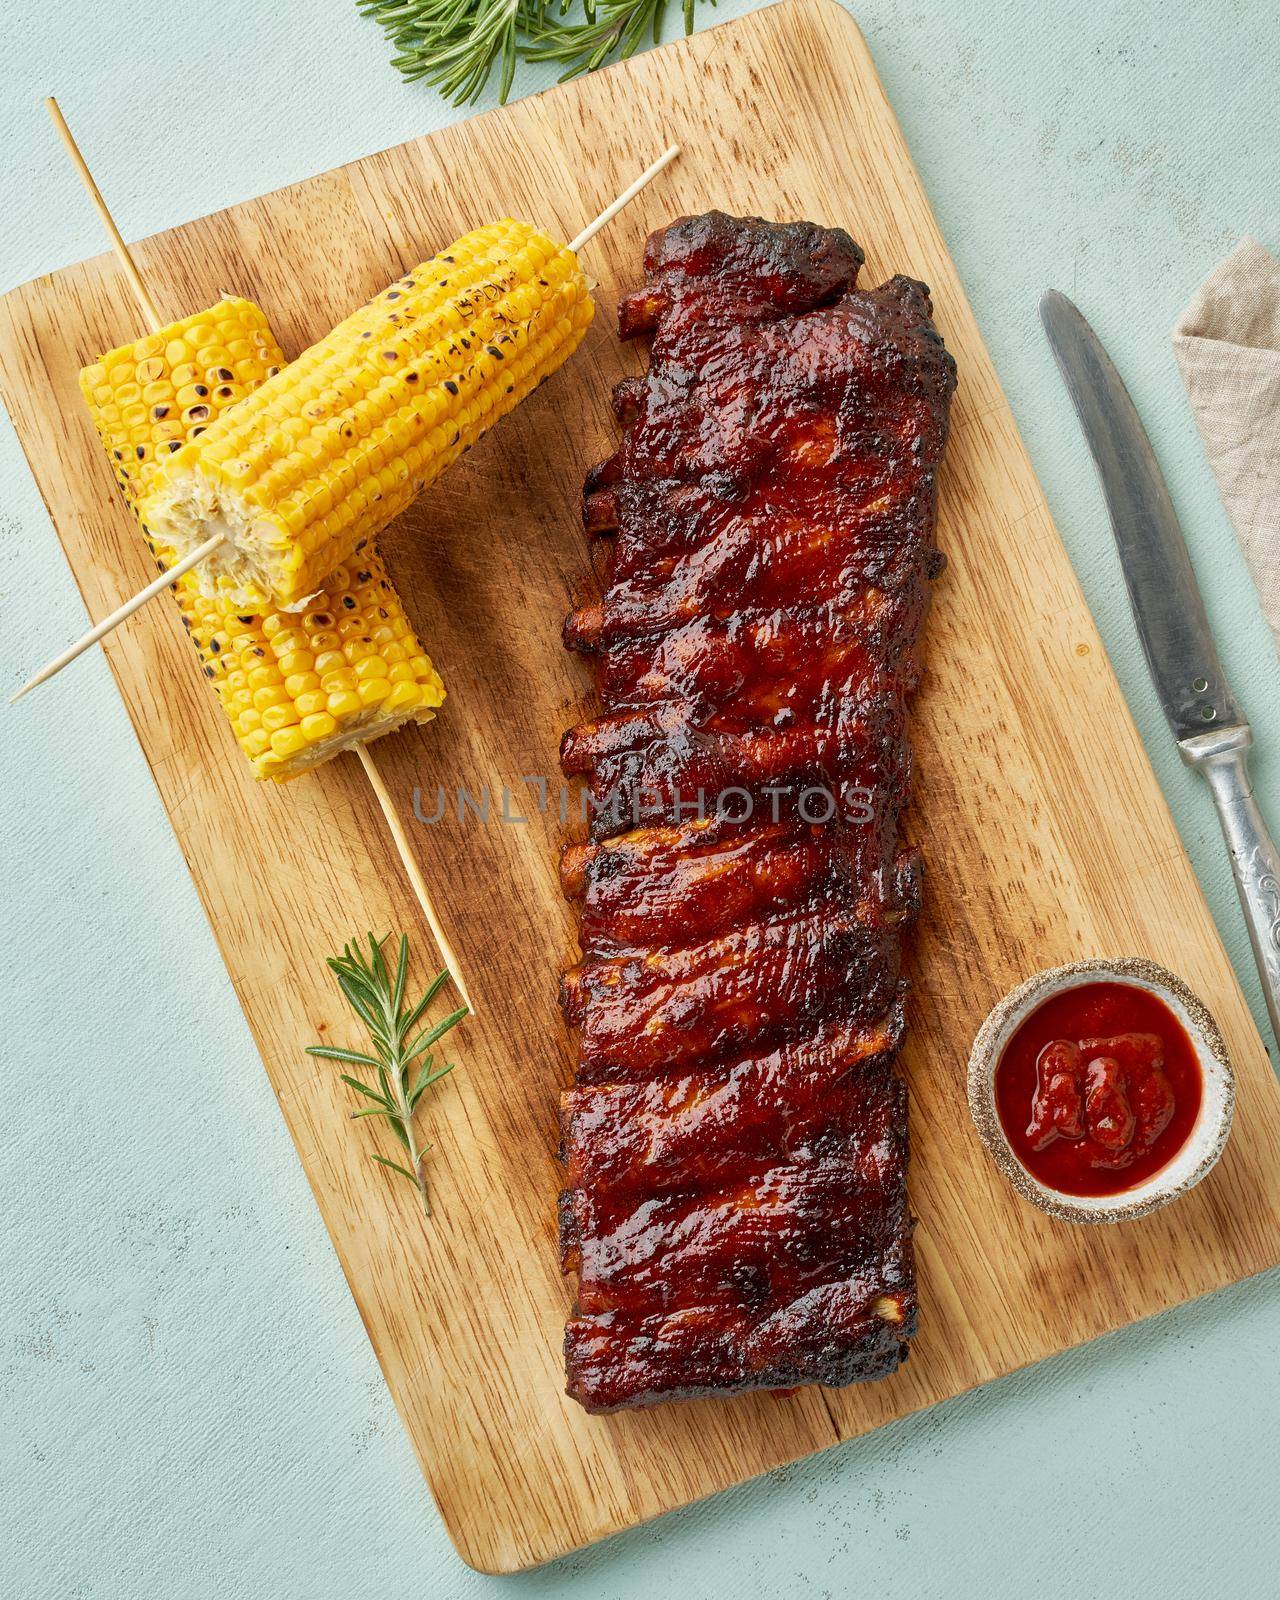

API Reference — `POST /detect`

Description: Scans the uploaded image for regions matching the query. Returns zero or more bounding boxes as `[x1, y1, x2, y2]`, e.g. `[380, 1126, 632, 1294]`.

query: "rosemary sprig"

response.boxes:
[358, 0, 710, 105]
[358, 0, 529, 105]
[306, 933, 467, 1216]
[523, 0, 705, 81]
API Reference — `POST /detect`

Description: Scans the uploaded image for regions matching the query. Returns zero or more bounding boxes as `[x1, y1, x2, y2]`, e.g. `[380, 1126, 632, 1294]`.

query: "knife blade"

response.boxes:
[1040, 289, 1243, 740]
[1042, 289, 1280, 1049]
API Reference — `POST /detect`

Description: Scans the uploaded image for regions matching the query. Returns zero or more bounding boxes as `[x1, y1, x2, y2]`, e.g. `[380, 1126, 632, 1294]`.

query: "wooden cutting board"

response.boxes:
[3, 0, 1280, 1571]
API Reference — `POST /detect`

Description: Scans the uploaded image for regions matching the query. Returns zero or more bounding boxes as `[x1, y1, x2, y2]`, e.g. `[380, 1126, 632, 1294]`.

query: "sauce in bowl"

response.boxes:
[994, 981, 1202, 1198]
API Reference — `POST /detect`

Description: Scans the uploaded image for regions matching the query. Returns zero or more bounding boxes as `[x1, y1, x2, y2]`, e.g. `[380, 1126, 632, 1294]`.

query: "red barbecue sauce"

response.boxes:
[994, 982, 1202, 1197]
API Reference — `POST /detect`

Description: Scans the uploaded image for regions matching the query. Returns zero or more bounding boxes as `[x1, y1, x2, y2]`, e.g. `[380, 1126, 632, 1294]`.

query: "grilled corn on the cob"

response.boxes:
[139, 221, 593, 608]
[81, 299, 444, 781]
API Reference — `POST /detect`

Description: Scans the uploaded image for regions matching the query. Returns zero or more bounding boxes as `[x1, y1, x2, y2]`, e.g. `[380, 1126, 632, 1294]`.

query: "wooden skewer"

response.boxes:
[357, 744, 472, 1015]
[10, 532, 221, 701]
[45, 96, 164, 331]
[14, 129, 682, 698]
[30, 95, 481, 1011]
[8, 99, 234, 702]
[567, 143, 680, 253]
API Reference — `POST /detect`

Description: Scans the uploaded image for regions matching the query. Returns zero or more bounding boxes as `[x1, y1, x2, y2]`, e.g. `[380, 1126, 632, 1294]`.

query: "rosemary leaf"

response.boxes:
[305, 1045, 384, 1069]
[308, 933, 467, 1216]
[370, 1154, 419, 1183]
[330, 973, 384, 1040]
[405, 1006, 471, 1064]
[391, 936, 409, 1016]
[376, 1065, 396, 1109]
[401, 967, 453, 1037]
[340, 1074, 394, 1105]
[409, 1056, 456, 1105]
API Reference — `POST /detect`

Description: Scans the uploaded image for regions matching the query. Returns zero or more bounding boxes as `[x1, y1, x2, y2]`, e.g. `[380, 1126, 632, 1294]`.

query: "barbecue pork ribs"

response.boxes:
[558, 212, 956, 1413]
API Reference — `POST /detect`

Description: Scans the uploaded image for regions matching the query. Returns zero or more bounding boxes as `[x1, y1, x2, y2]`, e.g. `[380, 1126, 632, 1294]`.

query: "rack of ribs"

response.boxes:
[558, 212, 956, 1413]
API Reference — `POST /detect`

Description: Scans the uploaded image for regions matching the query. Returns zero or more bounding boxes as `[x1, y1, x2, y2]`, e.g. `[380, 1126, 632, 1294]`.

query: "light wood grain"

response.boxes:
[3, 0, 1279, 1572]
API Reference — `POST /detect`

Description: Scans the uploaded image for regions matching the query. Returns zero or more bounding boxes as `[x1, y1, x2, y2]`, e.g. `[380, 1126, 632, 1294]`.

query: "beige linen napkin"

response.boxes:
[1173, 237, 1280, 651]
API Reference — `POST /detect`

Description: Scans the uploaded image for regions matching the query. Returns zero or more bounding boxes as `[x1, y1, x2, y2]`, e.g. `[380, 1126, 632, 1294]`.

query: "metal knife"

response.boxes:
[1041, 289, 1280, 1049]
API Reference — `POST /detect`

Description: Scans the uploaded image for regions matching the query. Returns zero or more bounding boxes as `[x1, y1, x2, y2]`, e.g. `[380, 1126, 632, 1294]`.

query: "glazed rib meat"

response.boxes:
[559, 212, 956, 1412]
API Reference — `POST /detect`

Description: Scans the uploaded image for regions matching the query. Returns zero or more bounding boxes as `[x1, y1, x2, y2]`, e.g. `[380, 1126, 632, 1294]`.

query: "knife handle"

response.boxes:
[1180, 724, 1280, 1050]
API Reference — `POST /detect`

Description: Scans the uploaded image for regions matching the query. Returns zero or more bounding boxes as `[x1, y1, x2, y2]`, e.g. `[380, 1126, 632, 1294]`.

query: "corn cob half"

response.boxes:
[81, 298, 444, 781]
[139, 221, 593, 608]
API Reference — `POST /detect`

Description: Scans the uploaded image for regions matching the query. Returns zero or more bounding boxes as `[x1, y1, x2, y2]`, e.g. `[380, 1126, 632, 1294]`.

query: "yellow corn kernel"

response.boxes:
[79, 301, 445, 781]
[301, 712, 338, 741]
[326, 689, 363, 718]
[270, 727, 309, 758]
[138, 220, 594, 607]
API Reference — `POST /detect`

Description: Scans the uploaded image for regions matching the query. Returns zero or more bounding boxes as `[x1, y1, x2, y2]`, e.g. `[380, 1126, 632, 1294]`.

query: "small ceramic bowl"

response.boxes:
[967, 957, 1235, 1224]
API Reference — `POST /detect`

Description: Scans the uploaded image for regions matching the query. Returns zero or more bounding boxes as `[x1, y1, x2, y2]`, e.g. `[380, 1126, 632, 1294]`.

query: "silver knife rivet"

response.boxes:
[1192, 677, 1209, 694]
[1201, 705, 1217, 721]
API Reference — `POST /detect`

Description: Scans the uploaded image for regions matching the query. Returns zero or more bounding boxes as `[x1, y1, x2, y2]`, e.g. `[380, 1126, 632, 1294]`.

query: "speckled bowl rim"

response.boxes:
[967, 957, 1236, 1225]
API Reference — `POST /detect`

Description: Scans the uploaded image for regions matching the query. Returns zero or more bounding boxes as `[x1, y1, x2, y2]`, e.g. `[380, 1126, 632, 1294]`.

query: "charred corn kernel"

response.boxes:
[79, 300, 445, 781]
[139, 220, 593, 607]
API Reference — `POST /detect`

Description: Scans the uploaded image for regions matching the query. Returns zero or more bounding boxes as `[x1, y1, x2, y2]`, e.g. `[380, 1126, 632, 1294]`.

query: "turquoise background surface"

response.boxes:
[2, 0, 1277, 1593]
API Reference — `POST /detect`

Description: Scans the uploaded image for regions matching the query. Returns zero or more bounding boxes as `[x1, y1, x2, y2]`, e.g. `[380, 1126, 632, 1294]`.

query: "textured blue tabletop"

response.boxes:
[1, 1, 1277, 1594]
